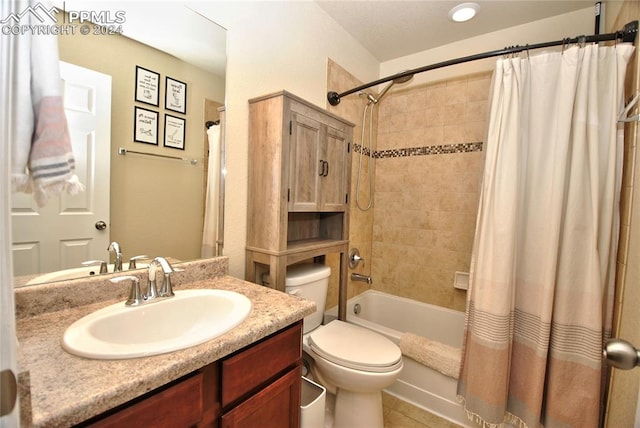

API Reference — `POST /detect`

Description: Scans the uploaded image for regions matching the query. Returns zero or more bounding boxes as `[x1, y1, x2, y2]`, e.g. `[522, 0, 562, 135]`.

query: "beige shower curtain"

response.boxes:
[201, 124, 221, 258]
[457, 43, 634, 427]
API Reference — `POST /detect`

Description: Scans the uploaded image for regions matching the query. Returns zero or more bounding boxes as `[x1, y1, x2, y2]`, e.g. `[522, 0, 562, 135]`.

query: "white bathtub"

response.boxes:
[325, 290, 471, 427]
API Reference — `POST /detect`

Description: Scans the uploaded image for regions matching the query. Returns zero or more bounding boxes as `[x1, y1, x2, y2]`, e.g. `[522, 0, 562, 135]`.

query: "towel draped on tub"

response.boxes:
[399, 332, 461, 379]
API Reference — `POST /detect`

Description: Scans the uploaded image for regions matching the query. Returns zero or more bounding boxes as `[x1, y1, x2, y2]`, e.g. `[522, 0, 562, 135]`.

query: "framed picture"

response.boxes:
[133, 106, 158, 145]
[134, 66, 160, 106]
[164, 114, 186, 150]
[165, 76, 187, 114]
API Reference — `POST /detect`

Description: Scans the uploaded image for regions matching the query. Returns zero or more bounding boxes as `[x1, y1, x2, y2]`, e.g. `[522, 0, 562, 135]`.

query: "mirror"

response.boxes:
[12, 2, 226, 287]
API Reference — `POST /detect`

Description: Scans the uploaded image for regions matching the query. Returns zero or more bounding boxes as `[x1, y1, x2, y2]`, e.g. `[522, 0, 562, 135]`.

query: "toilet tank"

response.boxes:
[286, 264, 331, 334]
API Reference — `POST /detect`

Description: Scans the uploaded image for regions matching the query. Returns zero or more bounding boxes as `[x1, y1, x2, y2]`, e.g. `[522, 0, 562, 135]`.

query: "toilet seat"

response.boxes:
[308, 320, 402, 373]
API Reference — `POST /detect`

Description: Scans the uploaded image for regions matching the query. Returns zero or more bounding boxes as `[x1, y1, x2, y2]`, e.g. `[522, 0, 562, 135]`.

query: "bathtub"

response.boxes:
[324, 290, 471, 427]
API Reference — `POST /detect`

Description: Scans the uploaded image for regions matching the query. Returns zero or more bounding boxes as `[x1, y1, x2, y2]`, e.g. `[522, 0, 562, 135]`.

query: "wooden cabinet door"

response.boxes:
[289, 113, 349, 212]
[220, 367, 301, 428]
[289, 113, 322, 212]
[321, 126, 349, 211]
[86, 373, 205, 428]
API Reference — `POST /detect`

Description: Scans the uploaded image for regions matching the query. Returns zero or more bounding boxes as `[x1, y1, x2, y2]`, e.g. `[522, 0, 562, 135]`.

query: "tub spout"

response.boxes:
[351, 273, 372, 285]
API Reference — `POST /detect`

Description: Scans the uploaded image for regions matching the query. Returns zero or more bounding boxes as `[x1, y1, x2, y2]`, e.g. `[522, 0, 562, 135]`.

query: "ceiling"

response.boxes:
[315, 1, 595, 62]
[55, 1, 597, 77]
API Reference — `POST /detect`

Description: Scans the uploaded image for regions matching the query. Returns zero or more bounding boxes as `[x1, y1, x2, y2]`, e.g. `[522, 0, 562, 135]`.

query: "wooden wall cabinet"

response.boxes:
[289, 112, 350, 212]
[84, 322, 303, 428]
[246, 91, 354, 294]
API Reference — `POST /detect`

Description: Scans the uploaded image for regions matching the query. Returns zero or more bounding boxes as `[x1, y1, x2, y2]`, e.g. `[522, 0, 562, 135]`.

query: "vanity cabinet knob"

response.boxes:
[95, 220, 107, 230]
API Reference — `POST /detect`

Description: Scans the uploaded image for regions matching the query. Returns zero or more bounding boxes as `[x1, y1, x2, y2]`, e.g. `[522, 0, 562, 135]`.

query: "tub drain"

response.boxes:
[353, 303, 361, 315]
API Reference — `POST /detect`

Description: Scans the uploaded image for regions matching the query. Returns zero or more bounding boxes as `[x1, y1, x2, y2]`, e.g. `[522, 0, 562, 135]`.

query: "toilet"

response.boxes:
[286, 264, 403, 428]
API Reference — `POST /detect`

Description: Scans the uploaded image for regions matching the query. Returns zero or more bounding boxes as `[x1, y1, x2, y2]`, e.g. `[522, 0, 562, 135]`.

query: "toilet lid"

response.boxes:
[308, 320, 402, 373]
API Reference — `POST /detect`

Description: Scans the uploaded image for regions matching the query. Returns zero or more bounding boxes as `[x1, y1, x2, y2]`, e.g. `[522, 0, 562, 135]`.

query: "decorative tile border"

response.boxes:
[354, 142, 483, 158]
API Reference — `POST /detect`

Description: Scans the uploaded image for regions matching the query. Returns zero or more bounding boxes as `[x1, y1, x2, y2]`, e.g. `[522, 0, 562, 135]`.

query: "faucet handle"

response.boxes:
[128, 255, 149, 269]
[110, 275, 142, 306]
[158, 267, 182, 298]
[81, 260, 108, 274]
[349, 248, 365, 269]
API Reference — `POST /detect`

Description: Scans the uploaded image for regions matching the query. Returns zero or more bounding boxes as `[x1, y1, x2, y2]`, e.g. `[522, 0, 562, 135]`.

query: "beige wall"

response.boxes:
[58, 24, 225, 262]
[605, 2, 640, 426]
[198, 2, 381, 279]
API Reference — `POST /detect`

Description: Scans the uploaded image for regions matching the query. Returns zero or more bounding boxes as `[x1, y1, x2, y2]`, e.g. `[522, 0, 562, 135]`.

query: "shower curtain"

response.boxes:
[457, 43, 634, 428]
[201, 124, 221, 258]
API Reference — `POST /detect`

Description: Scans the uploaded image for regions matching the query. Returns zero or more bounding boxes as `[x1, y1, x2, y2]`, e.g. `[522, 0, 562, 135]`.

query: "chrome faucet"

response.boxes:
[111, 257, 177, 307]
[107, 241, 123, 272]
[111, 275, 143, 306]
[81, 259, 108, 274]
[147, 256, 175, 301]
[128, 255, 149, 269]
[351, 273, 372, 285]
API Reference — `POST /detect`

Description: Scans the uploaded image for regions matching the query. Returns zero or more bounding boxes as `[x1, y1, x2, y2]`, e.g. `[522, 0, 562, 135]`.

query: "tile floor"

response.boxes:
[322, 391, 464, 428]
[382, 392, 463, 428]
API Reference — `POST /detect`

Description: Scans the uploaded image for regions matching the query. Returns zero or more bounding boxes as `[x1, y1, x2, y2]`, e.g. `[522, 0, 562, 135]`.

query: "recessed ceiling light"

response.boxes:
[448, 2, 480, 23]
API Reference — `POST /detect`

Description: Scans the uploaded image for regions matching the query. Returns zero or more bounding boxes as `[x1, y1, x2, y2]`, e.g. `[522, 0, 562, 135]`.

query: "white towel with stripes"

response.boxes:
[10, 0, 84, 206]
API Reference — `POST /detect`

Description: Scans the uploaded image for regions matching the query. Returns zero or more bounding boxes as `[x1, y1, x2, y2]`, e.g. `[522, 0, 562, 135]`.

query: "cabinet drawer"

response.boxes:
[222, 322, 302, 407]
[86, 372, 204, 428]
[220, 366, 301, 428]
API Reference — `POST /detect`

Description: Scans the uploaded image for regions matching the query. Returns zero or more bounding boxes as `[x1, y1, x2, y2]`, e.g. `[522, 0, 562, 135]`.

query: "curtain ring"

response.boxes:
[525, 44, 530, 60]
[578, 35, 586, 48]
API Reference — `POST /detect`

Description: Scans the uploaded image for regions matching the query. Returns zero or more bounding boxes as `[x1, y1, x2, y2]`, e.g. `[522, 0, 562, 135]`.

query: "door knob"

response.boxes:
[95, 220, 107, 230]
[604, 338, 640, 370]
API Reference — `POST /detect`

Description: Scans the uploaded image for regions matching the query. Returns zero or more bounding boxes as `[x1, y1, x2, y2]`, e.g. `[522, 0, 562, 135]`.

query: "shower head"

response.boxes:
[375, 72, 414, 102]
[358, 90, 378, 105]
[392, 74, 414, 84]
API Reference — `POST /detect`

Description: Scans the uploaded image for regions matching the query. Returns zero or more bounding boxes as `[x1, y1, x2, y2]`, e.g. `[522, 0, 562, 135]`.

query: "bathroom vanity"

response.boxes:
[84, 322, 302, 427]
[14, 257, 315, 427]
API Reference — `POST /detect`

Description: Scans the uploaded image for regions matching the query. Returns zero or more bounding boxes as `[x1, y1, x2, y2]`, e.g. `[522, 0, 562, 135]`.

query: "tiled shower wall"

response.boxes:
[371, 74, 490, 311]
[326, 59, 375, 310]
[327, 60, 491, 312]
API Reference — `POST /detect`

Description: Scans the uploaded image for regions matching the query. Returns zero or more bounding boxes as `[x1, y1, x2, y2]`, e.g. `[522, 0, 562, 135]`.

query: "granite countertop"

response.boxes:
[15, 258, 315, 427]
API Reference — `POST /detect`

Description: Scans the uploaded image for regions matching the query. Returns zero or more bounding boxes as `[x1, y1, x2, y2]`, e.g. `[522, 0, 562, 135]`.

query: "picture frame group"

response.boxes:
[133, 65, 187, 150]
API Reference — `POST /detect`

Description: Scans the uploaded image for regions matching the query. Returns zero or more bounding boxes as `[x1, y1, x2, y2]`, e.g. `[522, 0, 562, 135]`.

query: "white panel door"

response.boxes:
[11, 62, 111, 276]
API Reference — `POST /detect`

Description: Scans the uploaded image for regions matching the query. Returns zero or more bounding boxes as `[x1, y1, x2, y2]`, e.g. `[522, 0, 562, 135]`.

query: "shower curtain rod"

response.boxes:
[327, 20, 638, 106]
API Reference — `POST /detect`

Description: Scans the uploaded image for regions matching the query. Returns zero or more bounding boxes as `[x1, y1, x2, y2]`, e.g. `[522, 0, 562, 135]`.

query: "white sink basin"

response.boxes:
[62, 289, 252, 359]
[27, 263, 149, 285]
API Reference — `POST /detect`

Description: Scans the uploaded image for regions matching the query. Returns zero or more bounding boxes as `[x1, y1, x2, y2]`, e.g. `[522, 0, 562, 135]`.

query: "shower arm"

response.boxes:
[327, 21, 638, 106]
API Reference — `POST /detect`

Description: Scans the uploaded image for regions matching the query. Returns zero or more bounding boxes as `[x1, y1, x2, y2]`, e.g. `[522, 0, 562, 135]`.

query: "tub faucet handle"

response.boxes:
[349, 248, 365, 269]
